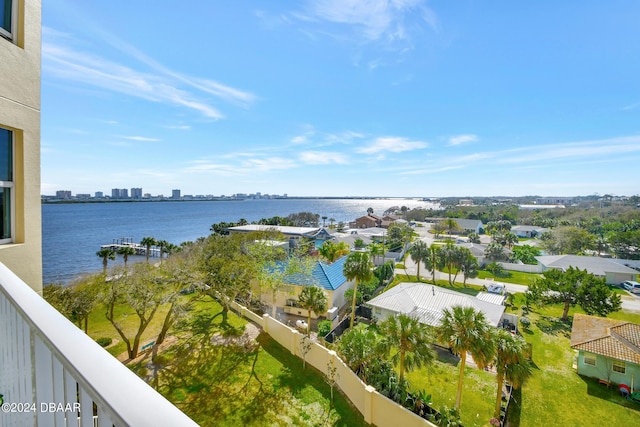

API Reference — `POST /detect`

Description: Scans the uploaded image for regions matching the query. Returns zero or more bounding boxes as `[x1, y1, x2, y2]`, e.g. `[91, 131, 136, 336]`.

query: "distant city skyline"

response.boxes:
[41, 1, 640, 197]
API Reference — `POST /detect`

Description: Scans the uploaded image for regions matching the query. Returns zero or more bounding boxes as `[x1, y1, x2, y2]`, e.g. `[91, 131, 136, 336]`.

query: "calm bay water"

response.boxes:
[42, 198, 436, 285]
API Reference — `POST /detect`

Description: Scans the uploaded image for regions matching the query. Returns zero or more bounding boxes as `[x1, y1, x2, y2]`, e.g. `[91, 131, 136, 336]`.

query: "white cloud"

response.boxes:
[621, 102, 640, 111]
[42, 26, 256, 119]
[295, 0, 438, 46]
[299, 151, 349, 164]
[291, 135, 308, 144]
[122, 136, 161, 142]
[448, 134, 479, 146]
[241, 157, 297, 172]
[356, 136, 428, 153]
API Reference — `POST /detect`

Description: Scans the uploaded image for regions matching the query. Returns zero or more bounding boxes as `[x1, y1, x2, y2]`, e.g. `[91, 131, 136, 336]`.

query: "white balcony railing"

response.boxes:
[0, 262, 198, 427]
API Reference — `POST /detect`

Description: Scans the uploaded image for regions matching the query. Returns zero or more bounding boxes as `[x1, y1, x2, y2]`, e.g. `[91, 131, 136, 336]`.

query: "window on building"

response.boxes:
[583, 353, 596, 366]
[0, 0, 16, 41]
[612, 360, 625, 374]
[0, 128, 13, 243]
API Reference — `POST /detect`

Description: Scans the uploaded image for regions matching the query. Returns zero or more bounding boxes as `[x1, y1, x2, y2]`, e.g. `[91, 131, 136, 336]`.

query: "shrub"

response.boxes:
[96, 337, 112, 347]
[520, 317, 531, 330]
[318, 320, 332, 337]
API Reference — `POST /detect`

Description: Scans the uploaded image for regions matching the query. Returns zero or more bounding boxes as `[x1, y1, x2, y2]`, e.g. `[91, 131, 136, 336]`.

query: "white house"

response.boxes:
[367, 282, 506, 327]
[535, 255, 638, 285]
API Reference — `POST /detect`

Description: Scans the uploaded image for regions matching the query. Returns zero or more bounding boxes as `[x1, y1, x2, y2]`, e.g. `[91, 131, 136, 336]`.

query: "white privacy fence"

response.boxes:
[0, 262, 198, 427]
[230, 301, 438, 427]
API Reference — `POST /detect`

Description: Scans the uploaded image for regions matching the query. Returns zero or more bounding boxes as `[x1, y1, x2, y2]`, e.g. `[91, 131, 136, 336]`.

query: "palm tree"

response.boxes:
[336, 327, 381, 383]
[140, 236, 157, 262]
[117, 246, 136, 267]
[443, 218, 460, 237]
[367, 207, 374, 215]
[429, 245, 438, 284]
[492, 329, 533, 418]
[368, 242, 385, 265]
[504, 232, 518, 249]
[343, 252, 374, 329]
[379, 314, 435, 382]
[157, 239, 169, 263]
[408, 240, 429, 281]
[319, 241, 350, 263]
[96, 248, 116, 274]
[460, 251, 479, 286]
[297, 286, 327, 337]
[436, 305, 495, 410]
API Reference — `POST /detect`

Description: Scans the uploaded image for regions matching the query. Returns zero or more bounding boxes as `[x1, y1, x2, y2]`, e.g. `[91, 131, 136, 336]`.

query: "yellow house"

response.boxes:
[258, 255, 353, 320]
[0, 0, 42, 292]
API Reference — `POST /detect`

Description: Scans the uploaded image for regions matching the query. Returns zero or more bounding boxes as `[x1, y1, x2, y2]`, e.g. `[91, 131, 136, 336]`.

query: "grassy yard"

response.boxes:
[404, 292, 640, 427]
[476, 270, 541, 285]
[86, 295, 366, 426]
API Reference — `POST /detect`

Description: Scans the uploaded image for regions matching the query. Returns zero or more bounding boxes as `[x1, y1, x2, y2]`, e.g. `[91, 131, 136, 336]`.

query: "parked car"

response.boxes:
[621, 280, 640, 294]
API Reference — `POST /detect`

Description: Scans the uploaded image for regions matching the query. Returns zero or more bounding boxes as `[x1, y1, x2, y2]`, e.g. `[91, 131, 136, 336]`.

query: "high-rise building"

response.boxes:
[95, 191, 104, 198]
[56, 190, 72, 199]
[0, 0, 43, 291]
[172, 189, 181, 199]
[111, 188, 129, 198]
[131, 187, 142, 199]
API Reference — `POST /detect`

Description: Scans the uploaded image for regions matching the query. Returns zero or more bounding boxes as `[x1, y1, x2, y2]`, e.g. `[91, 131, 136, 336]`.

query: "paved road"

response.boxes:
[397, 223, 640, 313]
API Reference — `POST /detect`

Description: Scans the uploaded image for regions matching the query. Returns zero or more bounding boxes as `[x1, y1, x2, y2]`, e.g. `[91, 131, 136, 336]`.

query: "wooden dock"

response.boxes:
[101, 237, 161, 257]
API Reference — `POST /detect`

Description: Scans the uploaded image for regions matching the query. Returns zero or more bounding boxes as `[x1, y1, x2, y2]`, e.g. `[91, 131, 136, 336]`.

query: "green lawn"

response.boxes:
[476, 270, 541, 285]
[404, 293, 640, 427]
[87, 296, 366, 426]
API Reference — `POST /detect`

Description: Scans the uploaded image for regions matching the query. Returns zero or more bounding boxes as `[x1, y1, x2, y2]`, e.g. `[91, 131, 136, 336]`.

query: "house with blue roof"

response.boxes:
[257, 255, 353, 320]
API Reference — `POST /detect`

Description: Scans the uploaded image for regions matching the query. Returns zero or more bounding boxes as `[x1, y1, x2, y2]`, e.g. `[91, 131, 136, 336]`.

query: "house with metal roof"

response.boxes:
[535, 255, 638, 285]
[570, 313, 640, 388]
[257, 255, 353, 320]
[366, 282, 506, 327]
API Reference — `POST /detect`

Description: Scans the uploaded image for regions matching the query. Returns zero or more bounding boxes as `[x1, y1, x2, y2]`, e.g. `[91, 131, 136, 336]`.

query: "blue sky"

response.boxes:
[41, 1, 640, 198]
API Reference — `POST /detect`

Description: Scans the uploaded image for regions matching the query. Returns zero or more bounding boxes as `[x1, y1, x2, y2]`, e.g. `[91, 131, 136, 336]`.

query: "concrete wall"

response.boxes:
[0, 0, 43, 292]
[499, 262, 542, 274]
[230, 301, 436, 427]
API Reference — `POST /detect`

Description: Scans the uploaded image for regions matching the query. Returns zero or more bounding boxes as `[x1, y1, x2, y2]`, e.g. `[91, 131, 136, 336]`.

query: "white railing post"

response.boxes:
[0, 262, 198, 427]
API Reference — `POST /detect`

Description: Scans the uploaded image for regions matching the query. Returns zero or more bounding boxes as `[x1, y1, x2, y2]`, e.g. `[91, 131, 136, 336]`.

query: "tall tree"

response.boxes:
[336, 327, 381, 383]
[343, 252, 374, 328]
[436, 306, 495, 410]
[443, 218, 460, 237]
[154, 246, 205, 346]
[484, 242, 507, 262]
[103, 263, 164, 359]
[503, 232, 519, 249]
[255, 243, 311, 318]
[199, 233, 263, 322]
[408, 240, 430, 281]
[157, 239, 169, 264]
[140, 236, 157, 262]
[319, 240, 350, 263]
[117, 245, 136, 267]
[379, 314, 436, 382]
[96, 248, 116, 274]
[459, 251, 479, 286]
[368, 242, 385, 265]
[436, 242, 465, 285]
[526, 267, 621, 320]
[491, 329, 534, 418]
[297, 286, 328, 337]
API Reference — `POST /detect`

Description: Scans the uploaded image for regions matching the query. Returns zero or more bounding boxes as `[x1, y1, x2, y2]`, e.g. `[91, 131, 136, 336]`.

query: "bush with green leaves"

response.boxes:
[317, 320, 332, 338]
[520, 317, 531, 330]
[96, 337, 112, 347]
